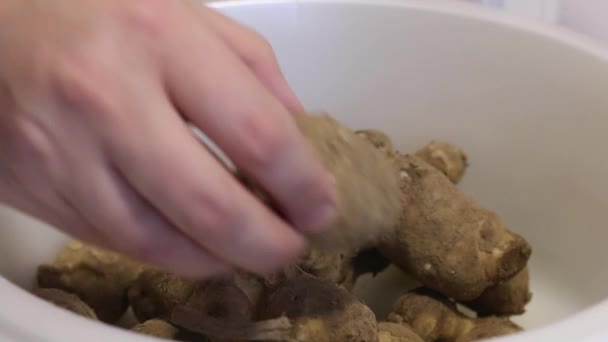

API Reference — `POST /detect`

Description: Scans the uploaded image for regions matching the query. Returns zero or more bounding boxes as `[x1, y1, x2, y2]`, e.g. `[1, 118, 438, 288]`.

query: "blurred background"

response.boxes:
[209, 1, 608, 46]
[466, 0, 608, 45]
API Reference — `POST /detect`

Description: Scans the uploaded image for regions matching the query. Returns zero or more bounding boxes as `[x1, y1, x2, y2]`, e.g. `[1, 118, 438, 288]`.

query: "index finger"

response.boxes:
[161, 8, 337, 233]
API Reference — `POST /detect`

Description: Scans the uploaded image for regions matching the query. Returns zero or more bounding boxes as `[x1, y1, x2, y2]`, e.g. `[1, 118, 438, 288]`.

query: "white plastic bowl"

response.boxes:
[2, 0, 608, 341]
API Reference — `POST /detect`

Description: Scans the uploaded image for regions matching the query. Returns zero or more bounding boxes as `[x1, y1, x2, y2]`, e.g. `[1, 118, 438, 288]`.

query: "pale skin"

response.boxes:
[0, 1, 336, 277]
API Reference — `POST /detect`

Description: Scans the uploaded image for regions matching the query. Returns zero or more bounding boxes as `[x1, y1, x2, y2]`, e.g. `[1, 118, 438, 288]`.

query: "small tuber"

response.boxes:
[464, 267, 532, 316]
[388, 288, 522, 342]
[415, 141, 468, 184]
[172, 273, 379, 342]
[128, 269, 197, 322]
[36, 240, 145, 322]
[32, 287, 98, 320]
[378, 322, 424, 342]
[258, 273, 379, 342]
[131, 319, 206, 342]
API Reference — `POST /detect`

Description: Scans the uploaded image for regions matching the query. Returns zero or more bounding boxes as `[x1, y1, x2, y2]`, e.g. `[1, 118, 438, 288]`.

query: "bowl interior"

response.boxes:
[2, 0, 608, 340]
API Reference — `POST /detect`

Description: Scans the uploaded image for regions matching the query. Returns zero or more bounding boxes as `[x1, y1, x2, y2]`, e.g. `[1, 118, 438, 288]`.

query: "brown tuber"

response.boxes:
[464, 267, 532, 316]
[36, 240, 145, 322]
[172, 273, 379, 342]
[296, 247, 358, 290]
[414, 140, 532, 315]
[129, 269, 258, 327]
[291, 114, 402, 250]
[259, 273, 379, 342]
[131, 319, 206, 342]
[378, 322, 424, 342]
[415, 141, 468, 184]
[32, 288, 98, 320]
[379, 153, 531, 301]
[355, 129, 394, 156]
[131, 319, 181, 339]
[128, 269, 197, 322]
[388, 288, 522, 342]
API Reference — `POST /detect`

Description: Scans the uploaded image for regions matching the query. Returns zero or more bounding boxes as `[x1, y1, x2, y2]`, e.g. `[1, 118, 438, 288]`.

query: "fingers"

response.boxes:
[59, 152, 228, 278]
[162, 12, 337, 233]
[198, 6, 303, 113]
[105, 86, 307, 274]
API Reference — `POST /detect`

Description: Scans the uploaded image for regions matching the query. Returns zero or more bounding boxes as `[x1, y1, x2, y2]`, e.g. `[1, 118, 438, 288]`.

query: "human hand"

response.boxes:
[0, 0, 336, 277]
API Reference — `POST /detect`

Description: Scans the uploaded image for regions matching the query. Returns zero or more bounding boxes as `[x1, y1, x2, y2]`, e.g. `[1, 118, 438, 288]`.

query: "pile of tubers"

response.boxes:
[31, 114, 532, 342]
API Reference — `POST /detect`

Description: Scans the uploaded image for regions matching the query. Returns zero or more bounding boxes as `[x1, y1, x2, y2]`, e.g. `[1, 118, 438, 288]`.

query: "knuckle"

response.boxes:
[181, 186, 239, 243]
[244, 31, 278, 66]
[237, 113, 287, 171]
[50, 54, 116, 117]
[120, 0, 177, 37]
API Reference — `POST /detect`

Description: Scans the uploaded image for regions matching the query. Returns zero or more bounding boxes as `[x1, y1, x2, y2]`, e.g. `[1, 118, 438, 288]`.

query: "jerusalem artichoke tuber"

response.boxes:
[378, 322, 424, 342]
[32, 288, 98, 320]
[379, 153, 531, 301]
[36, 240, 145, 322]
[388, 288, 522, 342]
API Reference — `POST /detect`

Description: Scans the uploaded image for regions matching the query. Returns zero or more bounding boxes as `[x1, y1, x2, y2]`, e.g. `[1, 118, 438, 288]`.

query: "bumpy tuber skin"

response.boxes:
[129, 269, 257, 325]
[355, 129, 394, 156]
[128, 269, 197, 322]
[172, 273, 378, 341]
[294, 114, 402, 250]
[415, 141, 532, 315]
[464, 267, 532, 316]
[388, 288, 522, 342]
[415, 141, 468, 184]
[378, 322, 424, 342]
[297, 247, 358, 290]
[131, 319, 207, 342]
[32, 288, 98, 319]
[131, 319, 181, 339]
[379, 153, 531, 301]
[258, 273, 379, 342]
[36, 240, 145, 322]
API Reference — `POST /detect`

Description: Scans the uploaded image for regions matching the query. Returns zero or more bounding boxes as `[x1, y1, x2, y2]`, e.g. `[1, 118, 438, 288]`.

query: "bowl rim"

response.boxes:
[3, 0, 608, 341]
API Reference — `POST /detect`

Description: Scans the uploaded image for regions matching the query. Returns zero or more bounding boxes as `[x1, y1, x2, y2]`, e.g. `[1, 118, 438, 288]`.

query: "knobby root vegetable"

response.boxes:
[414, 140, 532, 315]
[36, 240, 146, 322]
[355, 129, 394, 156]
[172, 273, 379, 341]
[129, 269, 258, 326]
[379, 153, 531, 301]
[131, 319, 181, 339]
[259, 273, 379, 342]
[128, 269, 197, 322]
[131, 319, 206, 342]
[32, 288, 98, 319]
[296, 242, 391, 291]
[297, 247, 358, 290]
[388, 288, 522, 342]
[464, 267, 532, 316]
[291, 114, 402, 250]
[378, 322, 424, 342]
[415, 141, 468, 184]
